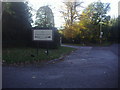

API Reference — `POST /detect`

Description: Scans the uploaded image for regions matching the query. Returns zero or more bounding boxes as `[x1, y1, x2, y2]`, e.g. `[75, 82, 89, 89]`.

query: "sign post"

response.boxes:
[37, 41, 39, 56]
[33, 29, 53, 56]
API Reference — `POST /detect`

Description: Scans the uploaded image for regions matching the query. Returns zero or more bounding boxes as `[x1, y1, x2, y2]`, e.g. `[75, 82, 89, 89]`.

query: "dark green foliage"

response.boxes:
[119, 16, 120, 43]
[2, 2, 32, 48]
[108, 16, 119, 43]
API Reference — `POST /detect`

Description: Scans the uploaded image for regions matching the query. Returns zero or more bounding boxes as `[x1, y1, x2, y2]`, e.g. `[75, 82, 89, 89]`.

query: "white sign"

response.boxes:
[33, 30, 53, 41]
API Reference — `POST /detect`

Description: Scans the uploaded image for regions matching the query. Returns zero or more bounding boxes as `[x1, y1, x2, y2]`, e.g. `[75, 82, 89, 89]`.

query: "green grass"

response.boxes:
[64, 43, 85, 46]
[2, 46, 76, 64]
[64, 42, 112, 46]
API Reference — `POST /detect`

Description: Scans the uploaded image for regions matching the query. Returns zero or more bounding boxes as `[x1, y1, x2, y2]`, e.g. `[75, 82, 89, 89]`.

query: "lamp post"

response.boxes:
[93, 11, 103, 44]
[99, 3, 110, 44]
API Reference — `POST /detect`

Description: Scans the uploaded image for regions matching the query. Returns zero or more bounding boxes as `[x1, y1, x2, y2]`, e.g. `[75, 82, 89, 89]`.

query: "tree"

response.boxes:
[35, 6, 54, 28]
[61, 0, 83, 27]
[108, 17, 119, 43]
[60, 1, 111, 44]
[78, 1, 111, 43]
[60, 0, 83, 42]
[2, 2, 13, 15]
[2, 2, 33, 47]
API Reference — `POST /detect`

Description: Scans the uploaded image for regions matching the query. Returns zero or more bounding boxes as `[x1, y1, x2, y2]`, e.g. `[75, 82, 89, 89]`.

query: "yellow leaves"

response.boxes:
[63, 25, 80, 38]
[78, 19, 89, 30]
[58, 30, 63, 34]
[62, 8, 95, 39]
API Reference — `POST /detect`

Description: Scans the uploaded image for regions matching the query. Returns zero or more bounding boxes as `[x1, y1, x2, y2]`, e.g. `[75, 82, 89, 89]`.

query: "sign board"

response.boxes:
[33, 30, 53, 41]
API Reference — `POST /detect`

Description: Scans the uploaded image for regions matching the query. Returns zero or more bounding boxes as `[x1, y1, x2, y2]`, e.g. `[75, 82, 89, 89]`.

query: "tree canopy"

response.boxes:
[60, 0, 83, 27]
[60, 1, 113, 44]
[35, 6, 54, 28]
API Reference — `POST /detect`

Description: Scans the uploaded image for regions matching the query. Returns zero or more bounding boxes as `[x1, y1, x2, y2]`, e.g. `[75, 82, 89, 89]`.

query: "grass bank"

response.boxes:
[2, 46, 76, 64]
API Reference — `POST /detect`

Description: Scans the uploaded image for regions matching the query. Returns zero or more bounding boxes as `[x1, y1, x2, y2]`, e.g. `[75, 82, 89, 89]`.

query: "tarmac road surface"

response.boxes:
[2, 44, 118, 88]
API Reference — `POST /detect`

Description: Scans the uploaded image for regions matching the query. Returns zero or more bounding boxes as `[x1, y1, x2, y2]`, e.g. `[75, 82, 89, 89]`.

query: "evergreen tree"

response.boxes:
[2, 2, 33, 47]
[35, 6, 54, 28]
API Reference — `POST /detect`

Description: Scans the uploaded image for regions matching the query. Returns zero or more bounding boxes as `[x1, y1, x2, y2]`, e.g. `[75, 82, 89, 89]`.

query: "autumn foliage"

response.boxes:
[60, 1, 119, 44]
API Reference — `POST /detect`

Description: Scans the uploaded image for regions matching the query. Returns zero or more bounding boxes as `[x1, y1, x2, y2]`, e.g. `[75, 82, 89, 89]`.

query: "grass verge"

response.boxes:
[64, 42, 112, 46]
[2, 46, 76, 64]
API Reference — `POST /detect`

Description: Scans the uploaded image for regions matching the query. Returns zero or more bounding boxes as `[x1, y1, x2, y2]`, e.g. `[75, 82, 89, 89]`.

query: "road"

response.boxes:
[2, 44, 118, 88]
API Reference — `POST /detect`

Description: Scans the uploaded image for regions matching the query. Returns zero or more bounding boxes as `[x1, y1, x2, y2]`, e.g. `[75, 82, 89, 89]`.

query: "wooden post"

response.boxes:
[37, 41, 39, 56]
[46, 42, 49, 55]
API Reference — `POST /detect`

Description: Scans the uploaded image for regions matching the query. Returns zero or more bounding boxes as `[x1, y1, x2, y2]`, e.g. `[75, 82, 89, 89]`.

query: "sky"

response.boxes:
[1, 0, 119, 28]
